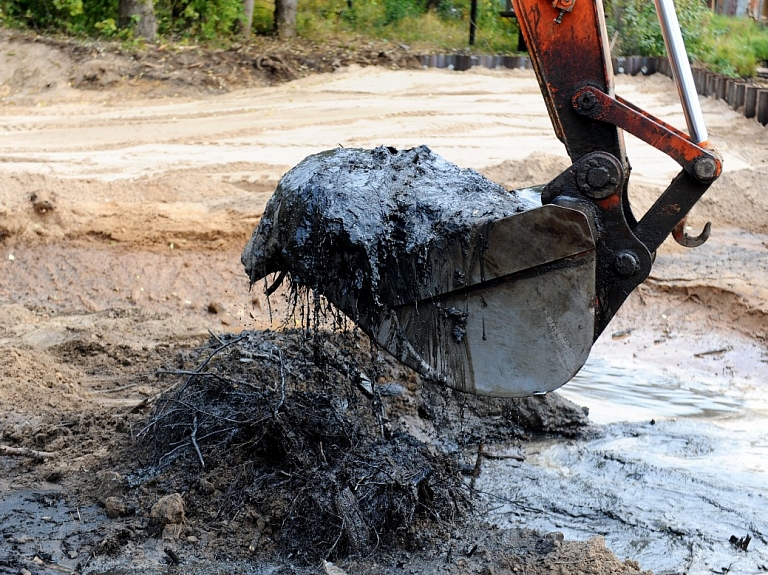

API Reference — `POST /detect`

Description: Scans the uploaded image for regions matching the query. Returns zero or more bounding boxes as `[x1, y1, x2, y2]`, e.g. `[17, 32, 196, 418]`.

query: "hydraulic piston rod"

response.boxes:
[654, 0, 708, 144]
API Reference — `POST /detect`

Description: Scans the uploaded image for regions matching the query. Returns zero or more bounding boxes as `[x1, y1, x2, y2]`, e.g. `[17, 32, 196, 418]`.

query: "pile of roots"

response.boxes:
[138, 329, 470, 562]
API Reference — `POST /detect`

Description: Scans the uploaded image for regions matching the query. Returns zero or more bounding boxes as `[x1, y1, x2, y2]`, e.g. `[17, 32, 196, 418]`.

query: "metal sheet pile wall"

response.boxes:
[417, 54, 768, 126]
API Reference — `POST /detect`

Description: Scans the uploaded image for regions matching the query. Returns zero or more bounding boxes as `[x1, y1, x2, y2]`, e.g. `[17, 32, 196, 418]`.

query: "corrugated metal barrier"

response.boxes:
[418, 54, 768, 126]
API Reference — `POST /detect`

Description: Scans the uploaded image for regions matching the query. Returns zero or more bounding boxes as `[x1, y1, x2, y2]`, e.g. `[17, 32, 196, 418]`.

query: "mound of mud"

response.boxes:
[135, 328, 589, 565]
[242, 145, 536, 306]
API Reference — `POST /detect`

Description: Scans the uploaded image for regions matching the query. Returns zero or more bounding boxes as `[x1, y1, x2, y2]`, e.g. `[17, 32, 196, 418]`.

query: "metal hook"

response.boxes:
[672, 217, 711, 248]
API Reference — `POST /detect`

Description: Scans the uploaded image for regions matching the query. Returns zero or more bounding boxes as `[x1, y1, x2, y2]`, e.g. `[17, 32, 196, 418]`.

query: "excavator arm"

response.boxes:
[513, 0, 721, 336]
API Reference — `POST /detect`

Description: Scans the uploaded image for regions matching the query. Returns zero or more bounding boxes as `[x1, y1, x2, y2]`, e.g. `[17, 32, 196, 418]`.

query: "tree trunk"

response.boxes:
[274, 0, 298, 39]
[468, 0, 477, 45]
[239, 0, 255, 36]
[119, 0, 157, 41]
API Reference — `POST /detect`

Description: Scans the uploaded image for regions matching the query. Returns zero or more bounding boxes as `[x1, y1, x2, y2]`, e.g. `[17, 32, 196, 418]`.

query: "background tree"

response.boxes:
[274, 0, 298, 38]
[119, 0, 158, 40]
[239, 0, 255, 36]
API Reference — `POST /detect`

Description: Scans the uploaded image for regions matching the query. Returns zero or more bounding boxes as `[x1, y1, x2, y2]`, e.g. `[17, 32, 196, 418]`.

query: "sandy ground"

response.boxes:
[0, 32, 767, 574]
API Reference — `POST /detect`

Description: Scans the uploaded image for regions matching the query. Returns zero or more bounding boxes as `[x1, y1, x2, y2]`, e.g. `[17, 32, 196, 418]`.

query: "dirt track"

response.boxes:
[0, 32, 767, 574]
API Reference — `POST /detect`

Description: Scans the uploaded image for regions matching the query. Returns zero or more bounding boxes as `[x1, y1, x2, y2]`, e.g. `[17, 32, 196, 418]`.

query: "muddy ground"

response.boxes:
[0, 31, 766, 574]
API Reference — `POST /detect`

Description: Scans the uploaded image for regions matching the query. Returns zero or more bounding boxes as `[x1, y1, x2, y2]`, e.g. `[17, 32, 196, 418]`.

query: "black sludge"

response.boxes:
[241, 145, 537, 353]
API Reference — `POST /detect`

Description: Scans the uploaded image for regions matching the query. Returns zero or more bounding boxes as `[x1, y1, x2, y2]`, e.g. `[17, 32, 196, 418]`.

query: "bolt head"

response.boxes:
[576, 153, 622, 199]
[614, 251, 640, 277]
[586, 166, 611, 189]
[693, 157, 717, 182]
[577, 91, 596, 110]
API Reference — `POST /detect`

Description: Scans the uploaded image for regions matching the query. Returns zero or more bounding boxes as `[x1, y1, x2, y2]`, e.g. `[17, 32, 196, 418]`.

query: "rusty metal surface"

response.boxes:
[541, 152, 653, 336]
[513, 0, 721, 311]
[672, 217, 711, 248]
[512, 0, 626, 166]
[572, 87, 722, 180]
[633, 170, 713, 252]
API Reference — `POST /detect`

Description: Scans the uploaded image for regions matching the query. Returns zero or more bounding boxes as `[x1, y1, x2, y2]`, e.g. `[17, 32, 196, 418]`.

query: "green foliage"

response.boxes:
[474, 0, 520, 52]
[698, 13, 768, 76]
[296, 0, 520, 52]
[53, 0, 83, 18]
[0, 0, 515, 51]
[750, 35, 768, 62]
[0, 0, 116, 34]
[605, 0, 709, 59]
[94, 17, 119, 36]
[0, 0, 242, 39]
[2, 0, 767, 78]
[606, 0, 768, 77]
[381, 0, 422, 25]
[155, 0, 243, 40]
[250, 0, 275, 34]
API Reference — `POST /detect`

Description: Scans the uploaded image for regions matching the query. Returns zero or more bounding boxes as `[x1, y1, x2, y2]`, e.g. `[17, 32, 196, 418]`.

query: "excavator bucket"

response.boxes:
[242, 0, 721, 397]
[242, 146, 598, 397]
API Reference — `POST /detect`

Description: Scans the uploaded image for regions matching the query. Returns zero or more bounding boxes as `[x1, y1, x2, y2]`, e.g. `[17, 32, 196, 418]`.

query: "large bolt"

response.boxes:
[576, 91, 597, 111]
[614, 251, 640, 277]
[692, 157, 718, 182]
[586, 166, 611, 189]
[576, 154, 622, 199]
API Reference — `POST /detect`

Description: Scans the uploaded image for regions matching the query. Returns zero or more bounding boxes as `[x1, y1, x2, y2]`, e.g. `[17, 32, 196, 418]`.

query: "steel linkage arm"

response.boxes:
[571, 85, 723, 251]
[572, 87, 721, 182]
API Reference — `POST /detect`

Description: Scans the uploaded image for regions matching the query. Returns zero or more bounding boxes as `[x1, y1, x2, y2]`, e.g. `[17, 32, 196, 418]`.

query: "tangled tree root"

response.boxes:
[139, 329, 470, 563]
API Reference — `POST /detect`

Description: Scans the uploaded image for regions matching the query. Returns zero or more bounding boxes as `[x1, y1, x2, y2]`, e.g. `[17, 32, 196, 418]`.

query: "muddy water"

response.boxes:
[477, 352, 768, 574]
[0, 485, 100, 573]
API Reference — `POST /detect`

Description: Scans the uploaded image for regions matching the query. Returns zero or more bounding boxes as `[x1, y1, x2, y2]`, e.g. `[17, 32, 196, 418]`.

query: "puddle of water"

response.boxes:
[560, 355, 766, 424]
[479, 355, 768, 574]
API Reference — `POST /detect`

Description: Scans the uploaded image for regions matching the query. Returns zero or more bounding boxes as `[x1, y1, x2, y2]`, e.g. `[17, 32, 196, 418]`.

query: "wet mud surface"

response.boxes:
[243, 145, 534, 296]
[479, 392, 768, 574]
[0, 488, 100, 573]
[1, 32, 768, 575]
[479, 417, 768, 573]
[0, 328, 600, 575]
